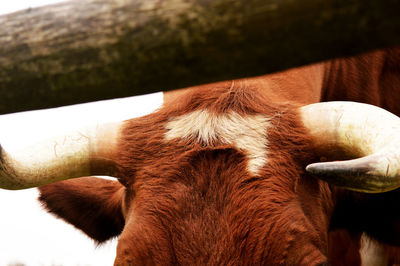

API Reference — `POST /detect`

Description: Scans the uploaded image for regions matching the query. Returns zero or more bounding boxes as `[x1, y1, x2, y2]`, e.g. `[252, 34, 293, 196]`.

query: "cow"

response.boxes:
[1, 45, 400, 265]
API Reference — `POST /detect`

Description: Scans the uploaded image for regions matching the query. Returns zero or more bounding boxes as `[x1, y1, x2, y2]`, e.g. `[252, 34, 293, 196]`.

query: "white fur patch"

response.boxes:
[360, 233, 388, 266]
[165, 109, 270, 175]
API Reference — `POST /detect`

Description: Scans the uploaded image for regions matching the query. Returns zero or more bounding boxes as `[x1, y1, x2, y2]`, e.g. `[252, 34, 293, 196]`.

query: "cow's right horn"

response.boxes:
[0, 122, 122, 190]
[300, 101, 400, 193]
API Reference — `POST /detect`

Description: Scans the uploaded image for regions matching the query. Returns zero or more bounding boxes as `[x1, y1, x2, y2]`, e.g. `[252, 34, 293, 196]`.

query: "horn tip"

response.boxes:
[305, 162, 397, 193]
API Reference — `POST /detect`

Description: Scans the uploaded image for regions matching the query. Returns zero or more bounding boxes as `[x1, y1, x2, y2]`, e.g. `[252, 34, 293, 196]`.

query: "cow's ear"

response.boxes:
[38, 177, 125, 243]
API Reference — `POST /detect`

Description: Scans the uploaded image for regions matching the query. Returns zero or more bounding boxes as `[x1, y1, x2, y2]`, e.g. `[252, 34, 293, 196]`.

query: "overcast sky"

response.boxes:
[0, 2, 163, 265]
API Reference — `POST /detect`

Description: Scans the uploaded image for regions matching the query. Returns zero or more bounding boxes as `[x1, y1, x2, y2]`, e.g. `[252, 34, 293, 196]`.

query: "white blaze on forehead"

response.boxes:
[165, 109, 270, 175]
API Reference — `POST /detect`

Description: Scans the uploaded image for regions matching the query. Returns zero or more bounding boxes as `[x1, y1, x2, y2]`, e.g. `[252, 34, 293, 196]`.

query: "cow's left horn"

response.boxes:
[300, 101, 400, 193]
[0, 122, 121, 190]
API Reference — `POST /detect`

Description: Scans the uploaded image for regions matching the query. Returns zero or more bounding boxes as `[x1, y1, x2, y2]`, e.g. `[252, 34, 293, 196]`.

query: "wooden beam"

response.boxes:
[1, 0, 400, 114]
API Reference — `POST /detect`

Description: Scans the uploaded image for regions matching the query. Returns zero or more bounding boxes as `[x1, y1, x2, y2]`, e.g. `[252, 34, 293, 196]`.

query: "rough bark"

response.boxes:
[1, 0, 400, 114]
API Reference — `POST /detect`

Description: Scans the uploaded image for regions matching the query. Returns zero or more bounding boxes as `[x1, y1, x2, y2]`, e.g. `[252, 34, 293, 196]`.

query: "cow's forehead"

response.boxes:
[116, 99, 317, 265]
[164, 109, 271, 175]
[118, 85, 310, 186]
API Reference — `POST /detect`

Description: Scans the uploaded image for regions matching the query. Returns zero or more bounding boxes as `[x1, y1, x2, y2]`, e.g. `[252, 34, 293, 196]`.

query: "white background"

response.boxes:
[0, 2, 163, 265]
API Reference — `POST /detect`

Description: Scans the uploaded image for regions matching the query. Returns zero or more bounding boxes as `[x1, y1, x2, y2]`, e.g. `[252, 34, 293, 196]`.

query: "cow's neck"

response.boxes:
[321, 45, 400, 117]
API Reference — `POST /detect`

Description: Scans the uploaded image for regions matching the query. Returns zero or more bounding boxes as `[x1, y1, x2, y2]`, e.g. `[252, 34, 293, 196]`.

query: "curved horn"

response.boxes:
[300, 101, 400, 193]
[0, 122, 121, 190]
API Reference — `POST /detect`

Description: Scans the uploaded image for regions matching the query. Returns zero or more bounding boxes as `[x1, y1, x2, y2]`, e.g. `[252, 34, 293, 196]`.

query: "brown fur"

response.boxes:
[39, 45, 400, 265]
[39, 177, 125, 243]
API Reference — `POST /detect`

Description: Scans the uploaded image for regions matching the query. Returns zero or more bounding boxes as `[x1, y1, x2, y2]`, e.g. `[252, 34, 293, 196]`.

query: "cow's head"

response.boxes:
[2, 86, 400, 264]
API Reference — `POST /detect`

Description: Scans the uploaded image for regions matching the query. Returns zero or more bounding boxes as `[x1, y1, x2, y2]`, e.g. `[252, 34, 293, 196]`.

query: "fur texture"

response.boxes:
[39, 177, 124, 243]
[38, 45, 400, 265]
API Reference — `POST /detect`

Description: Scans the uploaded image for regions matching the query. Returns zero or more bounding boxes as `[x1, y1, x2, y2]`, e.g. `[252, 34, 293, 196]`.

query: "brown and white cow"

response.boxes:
[1, 46, 400, 265]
